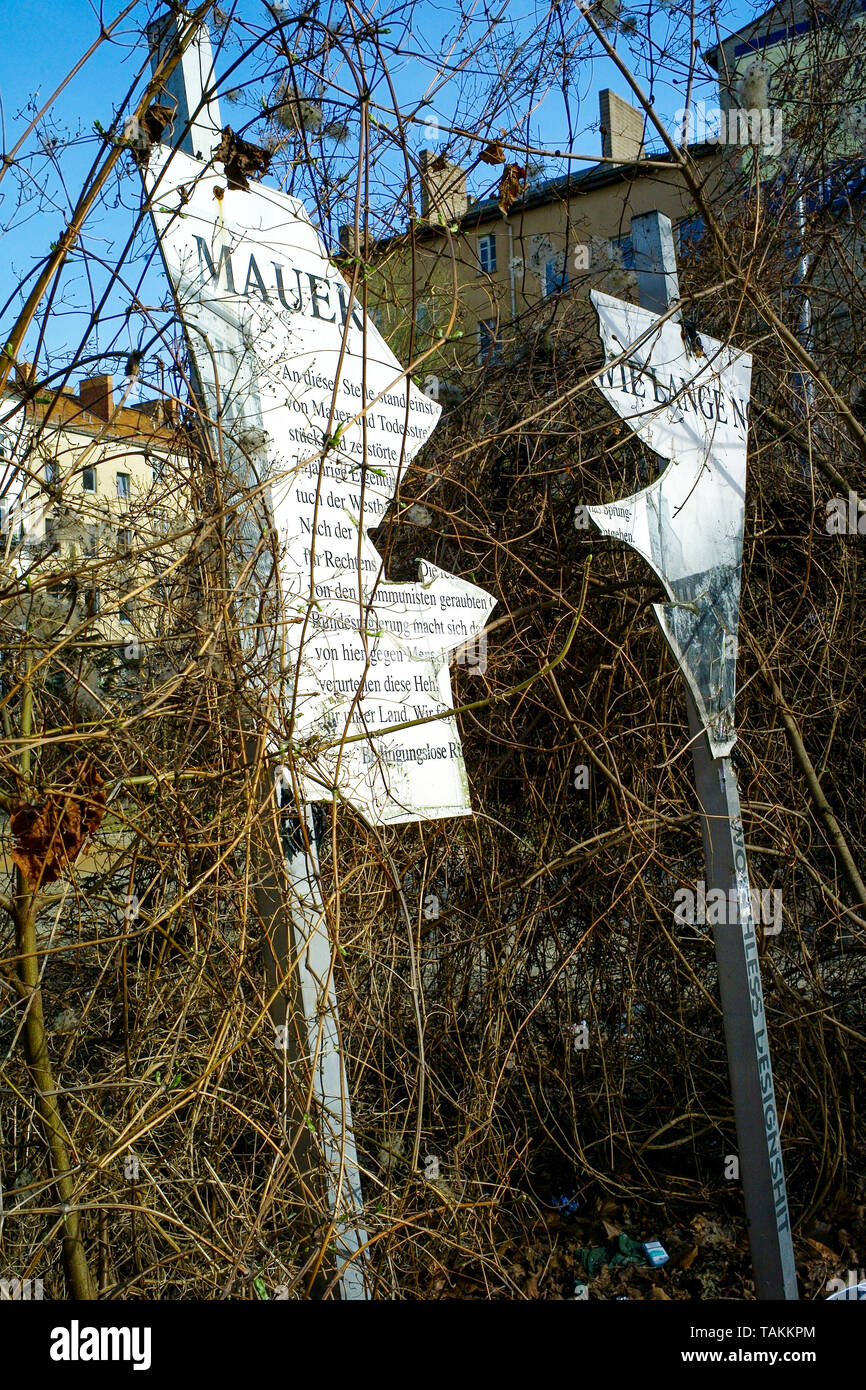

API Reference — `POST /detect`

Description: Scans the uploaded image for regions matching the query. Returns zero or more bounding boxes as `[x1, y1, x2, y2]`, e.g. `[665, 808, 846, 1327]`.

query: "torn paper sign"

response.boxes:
[586, 289, 752, 757]
[145, 143, 495, 823]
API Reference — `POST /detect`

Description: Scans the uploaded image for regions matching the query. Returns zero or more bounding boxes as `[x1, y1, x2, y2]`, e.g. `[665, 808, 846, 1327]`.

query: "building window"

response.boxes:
[478, 317, 502, 364]
[117, 527, 132, 551]
[45, 460, 60, 486]
[84, 522, 102, 557]
[543, 252, 569, 298]
[478, 233, 497, 275]
[608, 234, 635, 269]
[119, 585, 133, 624]
[414, 300, 433, 337]
[116, 472, 131, 500]
[676, 215, 705, 258]
[82, 466, 96, 492]
[83, 588, 100, 616]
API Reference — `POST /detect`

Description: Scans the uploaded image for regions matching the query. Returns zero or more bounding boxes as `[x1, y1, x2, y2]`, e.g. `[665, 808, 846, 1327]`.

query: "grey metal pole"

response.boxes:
[683, 692, 797, 1299]
[631, 209, 681, 317]
[628, 211, 798, 1300]
[278, 799, 370, 1300]
[147, 14, 370, 1301]
[146, 10, 223, 160]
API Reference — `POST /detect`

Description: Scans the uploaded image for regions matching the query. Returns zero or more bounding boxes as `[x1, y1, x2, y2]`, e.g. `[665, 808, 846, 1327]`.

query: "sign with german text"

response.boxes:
[145, 144, 495, 822]
[586, 289, 752, 757]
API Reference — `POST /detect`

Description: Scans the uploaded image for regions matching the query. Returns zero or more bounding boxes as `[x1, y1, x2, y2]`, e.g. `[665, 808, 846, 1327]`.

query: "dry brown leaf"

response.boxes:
[497, 164, 527, 215]
[479, 139, 506, 165]
[806, 1237, 840, 1261]
[213, 126, 272, 191]
[679, 1245, 699, 1270]
[10, 761, 106, 888]
[143, 102, 177, 144]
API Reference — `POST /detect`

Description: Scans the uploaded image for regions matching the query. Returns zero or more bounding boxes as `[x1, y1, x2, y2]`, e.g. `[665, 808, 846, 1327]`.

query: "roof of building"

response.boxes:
[358, 141, 720, 256]
[0, 375, 181, 449]
[461, 141, 719, 228]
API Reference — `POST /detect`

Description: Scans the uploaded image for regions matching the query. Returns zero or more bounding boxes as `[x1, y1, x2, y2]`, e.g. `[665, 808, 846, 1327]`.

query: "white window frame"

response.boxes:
[478, 233, 497, 275]
[607, 234, 634, 269]
[543, 252, 569, 298]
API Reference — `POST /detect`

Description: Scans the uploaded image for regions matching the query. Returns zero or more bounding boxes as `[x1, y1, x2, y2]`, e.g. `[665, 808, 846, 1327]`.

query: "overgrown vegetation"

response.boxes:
[0, 0, 863, 1300]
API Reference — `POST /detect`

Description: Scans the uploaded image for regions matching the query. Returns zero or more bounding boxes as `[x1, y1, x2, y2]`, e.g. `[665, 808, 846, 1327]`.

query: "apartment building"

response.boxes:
[705, 0, 866, 353]
[0, 366, 187, 644]
[344, 91, 722, 389]
[706, 0, 866, 130]
[704, 0, 866, 186]
[0, 367, 196, 885]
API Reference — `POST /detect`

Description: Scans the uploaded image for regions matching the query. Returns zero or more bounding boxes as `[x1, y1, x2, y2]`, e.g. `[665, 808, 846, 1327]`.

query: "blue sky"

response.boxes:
[0, 0, 765, 376]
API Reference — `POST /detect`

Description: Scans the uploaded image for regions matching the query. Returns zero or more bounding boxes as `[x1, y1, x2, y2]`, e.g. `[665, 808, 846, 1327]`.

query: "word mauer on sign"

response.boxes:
[193, 236, 370, 331]
[145, 145, 495, 824]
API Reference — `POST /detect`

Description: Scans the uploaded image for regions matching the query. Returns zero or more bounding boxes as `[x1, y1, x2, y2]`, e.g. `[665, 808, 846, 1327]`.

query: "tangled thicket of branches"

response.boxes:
[0, 0, 864, 1301]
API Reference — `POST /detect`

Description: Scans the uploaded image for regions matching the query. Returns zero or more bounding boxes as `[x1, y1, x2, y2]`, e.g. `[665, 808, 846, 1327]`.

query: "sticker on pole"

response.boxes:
[144, 145, 495, 823]
[585, 289, 752, 756]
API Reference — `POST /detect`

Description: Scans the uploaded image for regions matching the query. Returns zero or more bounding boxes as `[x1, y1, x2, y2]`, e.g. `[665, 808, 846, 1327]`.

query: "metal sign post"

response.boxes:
[144, 15, 493, 1300]
[145, 14, 370, 1299]
[683, 694, 796, 1300]
[587, 210, 798, 1300]
[277, 798, 369, 1300]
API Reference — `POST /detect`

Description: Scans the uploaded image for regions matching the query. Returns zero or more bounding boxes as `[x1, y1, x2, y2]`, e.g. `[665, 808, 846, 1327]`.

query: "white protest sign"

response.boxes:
[586, 289, 752, 756]
[145, 145, 495, 823]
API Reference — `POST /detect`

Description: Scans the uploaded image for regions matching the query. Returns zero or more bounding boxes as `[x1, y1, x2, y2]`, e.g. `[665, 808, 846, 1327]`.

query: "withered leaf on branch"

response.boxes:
[143, 102, 177, 145]
[213, 126, 273, 191]
[9, 762, 106, 888]
[479, 139, 506, 165]
[498, 164, 527, 215]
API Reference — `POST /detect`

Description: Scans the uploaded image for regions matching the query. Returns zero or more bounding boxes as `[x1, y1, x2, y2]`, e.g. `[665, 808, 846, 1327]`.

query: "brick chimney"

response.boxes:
[14, 360, 36, 390]
[599, 90, 645, 163]
[136, 396, 180, 427]
[419, 150, 468, 223]
[79, 373, 114, 420]
[339, 224, 356, 256]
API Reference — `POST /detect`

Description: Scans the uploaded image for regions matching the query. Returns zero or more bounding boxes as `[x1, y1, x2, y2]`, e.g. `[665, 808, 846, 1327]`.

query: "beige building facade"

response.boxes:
[1, 368, 187, 643]
[346, 91, 722, 391]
